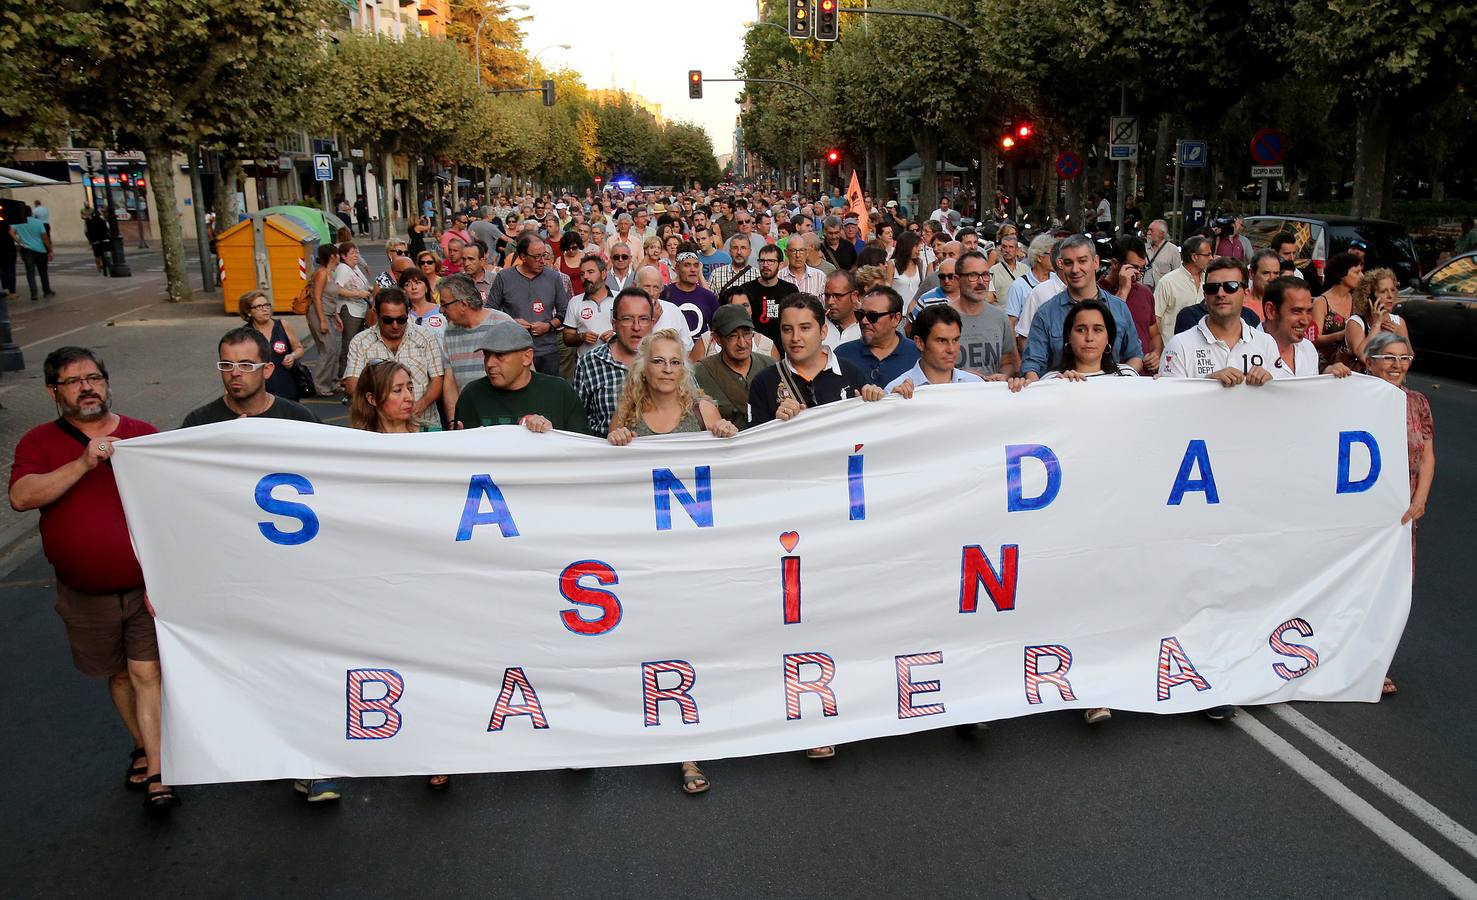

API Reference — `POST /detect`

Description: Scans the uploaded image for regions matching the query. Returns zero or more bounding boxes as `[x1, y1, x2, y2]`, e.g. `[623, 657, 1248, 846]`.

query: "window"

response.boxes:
[1428, 255, 1477, 297]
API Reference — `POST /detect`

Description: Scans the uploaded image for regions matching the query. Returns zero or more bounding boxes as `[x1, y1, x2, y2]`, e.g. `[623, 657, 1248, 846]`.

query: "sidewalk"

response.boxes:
[0, 244, 341, 551]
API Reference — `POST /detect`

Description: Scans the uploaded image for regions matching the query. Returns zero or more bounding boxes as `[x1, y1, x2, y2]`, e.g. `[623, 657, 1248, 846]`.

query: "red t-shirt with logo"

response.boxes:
[9, 415, 158, 593]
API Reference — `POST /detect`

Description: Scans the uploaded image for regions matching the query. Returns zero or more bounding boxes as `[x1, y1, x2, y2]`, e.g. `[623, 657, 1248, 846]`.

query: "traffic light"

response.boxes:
[1016, 123, 1033, 140]
[816, 0, 839, 40]
[541, 79, 555, 107]
[788, 0, 812, 38]
[689, 70, 703, 100]
[1000, 135, 1016, 151]
[826, 149, 840, 165]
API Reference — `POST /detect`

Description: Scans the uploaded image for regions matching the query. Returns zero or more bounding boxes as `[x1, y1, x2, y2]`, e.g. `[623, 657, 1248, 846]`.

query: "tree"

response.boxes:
[655, 123, 722, 189]
[318, 32, 480, 236]
[5, 0, 336, 301]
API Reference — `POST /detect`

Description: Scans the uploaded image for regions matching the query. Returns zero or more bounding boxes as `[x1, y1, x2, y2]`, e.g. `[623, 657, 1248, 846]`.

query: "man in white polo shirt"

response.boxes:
[1260, 275, 1351, 379]
[886, 304, 984, 396]
[1160, 257, 1278, 386]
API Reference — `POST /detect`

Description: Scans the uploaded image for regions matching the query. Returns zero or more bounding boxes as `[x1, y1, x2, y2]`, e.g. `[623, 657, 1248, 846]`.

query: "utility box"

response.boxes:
[217, 213, 318, 314]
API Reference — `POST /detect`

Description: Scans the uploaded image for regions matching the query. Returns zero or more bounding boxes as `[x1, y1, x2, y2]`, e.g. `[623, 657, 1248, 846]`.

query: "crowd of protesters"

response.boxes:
[9, 184, 1433, 812]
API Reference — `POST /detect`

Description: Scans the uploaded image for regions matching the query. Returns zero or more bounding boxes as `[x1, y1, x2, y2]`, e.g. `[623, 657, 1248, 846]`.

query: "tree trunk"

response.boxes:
[1149, 113, 1172, 217]
[143, 138, 191, 302]
[1352, 98, 1392, 219]
[378, 148, 394, 240]
[979, 140, 998, 220]
[917, 128, 939, 223]
[870, 138, 887, 203]
[410, 158, 421, 229]
[212, 157, 233, 228]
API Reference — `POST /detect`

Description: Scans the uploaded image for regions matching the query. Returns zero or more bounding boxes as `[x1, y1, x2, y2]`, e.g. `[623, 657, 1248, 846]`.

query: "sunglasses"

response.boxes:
[418, 258, 436, 266]
[380, 315, 410, 325]
[858, 310, 895, 324]
[1202, 281, 1244, 295]
[938, 273, 958, 280]
[612, 254, 630, 260]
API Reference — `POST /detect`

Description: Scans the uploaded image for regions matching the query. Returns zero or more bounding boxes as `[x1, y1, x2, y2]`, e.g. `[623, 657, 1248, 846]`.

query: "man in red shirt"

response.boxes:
[1100, 236, 1163, 373]
[8, 347, 178, 812]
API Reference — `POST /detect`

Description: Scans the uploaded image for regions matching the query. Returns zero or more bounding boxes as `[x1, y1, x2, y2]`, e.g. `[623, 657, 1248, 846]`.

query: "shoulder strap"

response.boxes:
[53, 417, 92, 448]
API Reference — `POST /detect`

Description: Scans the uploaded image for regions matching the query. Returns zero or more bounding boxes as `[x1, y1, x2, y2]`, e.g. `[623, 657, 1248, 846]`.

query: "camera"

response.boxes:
[1210, 215, 1235, 237]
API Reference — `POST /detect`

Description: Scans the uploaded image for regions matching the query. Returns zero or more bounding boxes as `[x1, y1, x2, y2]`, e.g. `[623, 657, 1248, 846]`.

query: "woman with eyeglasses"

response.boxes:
[238, 290, 306, 400]
[1362, 331, 1433, 697]
[605, 329, 735, 795]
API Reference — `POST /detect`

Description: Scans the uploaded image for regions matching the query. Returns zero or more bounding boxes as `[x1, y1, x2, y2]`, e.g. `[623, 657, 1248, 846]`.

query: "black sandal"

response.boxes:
[126, 747, 149, 791]
[142, 774, 181, 813]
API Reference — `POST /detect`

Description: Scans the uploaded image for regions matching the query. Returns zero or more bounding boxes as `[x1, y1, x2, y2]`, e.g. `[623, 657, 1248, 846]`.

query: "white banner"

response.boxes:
[113, 377, 1411, 785]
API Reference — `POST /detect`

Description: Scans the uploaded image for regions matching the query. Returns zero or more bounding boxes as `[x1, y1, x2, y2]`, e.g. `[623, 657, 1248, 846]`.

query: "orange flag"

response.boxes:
[846, 170, 869, 239]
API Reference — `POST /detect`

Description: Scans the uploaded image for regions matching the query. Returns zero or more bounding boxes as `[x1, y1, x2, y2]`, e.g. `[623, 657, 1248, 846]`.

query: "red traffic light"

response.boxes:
[1016, 123, 1033, 139]
[826, 149, 840, 164]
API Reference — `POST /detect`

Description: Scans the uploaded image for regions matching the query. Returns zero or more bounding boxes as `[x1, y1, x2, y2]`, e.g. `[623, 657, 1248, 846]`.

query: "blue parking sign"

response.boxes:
[1178, 140, 1207, 168]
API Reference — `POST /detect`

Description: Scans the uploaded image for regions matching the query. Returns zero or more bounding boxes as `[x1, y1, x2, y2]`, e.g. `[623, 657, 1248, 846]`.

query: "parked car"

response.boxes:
[1242, 215, 1421, 290]
[1393, 251, 1477, 366]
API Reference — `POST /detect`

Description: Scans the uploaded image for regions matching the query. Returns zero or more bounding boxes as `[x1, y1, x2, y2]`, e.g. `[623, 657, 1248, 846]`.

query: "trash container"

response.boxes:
[217, 212, 319, 314]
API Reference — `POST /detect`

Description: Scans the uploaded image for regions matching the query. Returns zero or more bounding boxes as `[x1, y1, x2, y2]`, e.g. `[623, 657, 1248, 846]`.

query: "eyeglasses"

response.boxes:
[823, 290, 856, 300]
[615, 315, 653, 326]
[380, 315, 410, 325]
[249, 303, 272, 311]
[650, 357, 685, 370]
[1369, 354, 1415, 364]
[611, 254, 631, 261]
[959, 271, 989, 281]
[54, 373, 107, 388]
[859, 310, 896, 324]
[216, 361, 269, 373]
[1202, 280, 1243, 295]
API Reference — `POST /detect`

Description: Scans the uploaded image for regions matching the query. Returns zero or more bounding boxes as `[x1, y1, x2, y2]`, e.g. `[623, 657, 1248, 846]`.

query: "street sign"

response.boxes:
[1250, 129, 1286, 166]
[1110, 116, 1139, 145]
[1108, 144, 1138, 161]
[1251, 165, 1285, 179]
[1178, 140, 1207, 168]
[313, 154, 333, 182]
[1055, 151, 1083, 180]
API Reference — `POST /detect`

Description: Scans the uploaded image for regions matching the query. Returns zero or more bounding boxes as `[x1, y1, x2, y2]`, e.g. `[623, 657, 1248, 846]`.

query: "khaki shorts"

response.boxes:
[54, 582, 159, 677]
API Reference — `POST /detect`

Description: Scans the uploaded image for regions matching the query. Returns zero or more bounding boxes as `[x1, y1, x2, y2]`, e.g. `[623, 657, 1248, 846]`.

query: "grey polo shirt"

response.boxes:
[488, 264, 570, 358]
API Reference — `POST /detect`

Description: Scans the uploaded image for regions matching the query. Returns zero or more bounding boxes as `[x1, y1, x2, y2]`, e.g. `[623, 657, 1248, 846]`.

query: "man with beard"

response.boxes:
[564, 254, 616, 358]
[9, 347, 178, 812]
[183, 328, 321, 426]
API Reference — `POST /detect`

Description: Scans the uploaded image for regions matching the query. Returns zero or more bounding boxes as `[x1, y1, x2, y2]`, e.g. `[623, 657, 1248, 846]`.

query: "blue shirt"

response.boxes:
[833, 334, 921, 387]
[1022, 289, 1144, 377]
[1004, 271, 1047, 320]
[12, 220, 47, 254]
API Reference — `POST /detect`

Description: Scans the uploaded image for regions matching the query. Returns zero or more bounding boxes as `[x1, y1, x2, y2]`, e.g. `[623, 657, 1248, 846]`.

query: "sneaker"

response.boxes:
[955, 722, 991, 737]
[1204, 705, 1236, 721]
[294, 778, 342, 802]
[1083, 707, 1112, 725]
[43, 290, 57, 297]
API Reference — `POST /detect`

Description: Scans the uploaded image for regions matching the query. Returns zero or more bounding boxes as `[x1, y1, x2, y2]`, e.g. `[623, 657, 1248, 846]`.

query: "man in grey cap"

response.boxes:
[452, 319, 591, 433]
[694, 305, 774, 431]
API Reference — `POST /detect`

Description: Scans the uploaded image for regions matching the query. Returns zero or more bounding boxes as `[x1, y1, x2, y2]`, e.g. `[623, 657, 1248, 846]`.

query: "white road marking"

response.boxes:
[1269, 703, 1477, 863]
[1234, 711, 1477, 898]
[19, 302, 160, 349]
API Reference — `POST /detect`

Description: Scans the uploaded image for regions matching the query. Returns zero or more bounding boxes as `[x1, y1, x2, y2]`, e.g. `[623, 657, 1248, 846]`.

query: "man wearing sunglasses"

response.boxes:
[343, 288, 445, 430]
[1161, 257, 1278, 385]
[182, 328, 321, 427]
[834, 285, 921, 387]
[605, 242, 638, 293]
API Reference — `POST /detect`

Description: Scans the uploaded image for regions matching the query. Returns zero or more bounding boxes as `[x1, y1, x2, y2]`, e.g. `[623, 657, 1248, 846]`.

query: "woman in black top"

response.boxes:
[239, 290, 305, 400]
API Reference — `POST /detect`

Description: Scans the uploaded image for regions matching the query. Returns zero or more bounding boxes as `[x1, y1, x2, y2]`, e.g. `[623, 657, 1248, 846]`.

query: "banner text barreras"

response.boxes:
[112, 377, 1412, 785]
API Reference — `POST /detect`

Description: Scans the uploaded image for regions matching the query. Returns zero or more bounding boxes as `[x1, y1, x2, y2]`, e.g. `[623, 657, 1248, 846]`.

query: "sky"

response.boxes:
[518, 0, 756, 161]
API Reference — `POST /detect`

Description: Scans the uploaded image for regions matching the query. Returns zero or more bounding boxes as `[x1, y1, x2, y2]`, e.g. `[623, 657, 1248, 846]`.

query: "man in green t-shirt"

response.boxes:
[453, 319, 592, 434]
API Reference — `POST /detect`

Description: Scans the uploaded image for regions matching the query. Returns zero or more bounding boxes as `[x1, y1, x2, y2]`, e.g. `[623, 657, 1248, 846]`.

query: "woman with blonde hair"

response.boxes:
[238, 289, 306, 400]
[1346, 266, 1410, 362]
[605, 328, 736, 795]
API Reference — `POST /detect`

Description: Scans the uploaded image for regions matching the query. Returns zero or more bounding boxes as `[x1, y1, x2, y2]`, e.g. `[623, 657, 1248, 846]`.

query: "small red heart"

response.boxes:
[854, 443, 864, 453]
[779, 531, 800, 553]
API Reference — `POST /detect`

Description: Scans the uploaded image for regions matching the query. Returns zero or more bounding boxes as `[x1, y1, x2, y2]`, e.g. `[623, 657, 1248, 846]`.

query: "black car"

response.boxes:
[1242, 214, 1421, 289]
[1393, 251, 1477, 365]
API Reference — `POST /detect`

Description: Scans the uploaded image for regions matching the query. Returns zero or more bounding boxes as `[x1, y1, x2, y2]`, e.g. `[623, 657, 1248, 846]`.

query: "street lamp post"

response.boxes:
[474, 3, 529, 86]
[528, 43, 571, 86]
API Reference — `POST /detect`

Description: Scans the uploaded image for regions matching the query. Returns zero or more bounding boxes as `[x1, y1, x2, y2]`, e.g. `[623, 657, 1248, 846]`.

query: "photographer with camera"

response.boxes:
[1211, 213, 1253, 261]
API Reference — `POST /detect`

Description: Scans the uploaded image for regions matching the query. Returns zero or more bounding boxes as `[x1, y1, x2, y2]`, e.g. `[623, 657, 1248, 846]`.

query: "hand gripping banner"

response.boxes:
[112, 377, 1411, 784]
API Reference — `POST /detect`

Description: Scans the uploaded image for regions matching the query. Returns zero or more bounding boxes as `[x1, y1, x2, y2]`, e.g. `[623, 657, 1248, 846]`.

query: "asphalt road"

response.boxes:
[1, 261, 1474, 898]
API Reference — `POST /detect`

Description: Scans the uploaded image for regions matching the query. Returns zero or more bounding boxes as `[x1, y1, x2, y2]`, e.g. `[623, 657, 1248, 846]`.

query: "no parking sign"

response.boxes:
[1055, 151, 1082, 180]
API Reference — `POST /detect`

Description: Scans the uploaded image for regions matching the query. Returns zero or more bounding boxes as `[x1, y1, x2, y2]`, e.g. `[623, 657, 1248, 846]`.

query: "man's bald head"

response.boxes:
[390, 255, 415, 277]
[636, 265, 664, 299]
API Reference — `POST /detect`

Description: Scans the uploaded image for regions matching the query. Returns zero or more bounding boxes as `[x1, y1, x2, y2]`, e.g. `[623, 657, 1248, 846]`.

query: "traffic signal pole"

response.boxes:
[698, 78, 824, 195]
